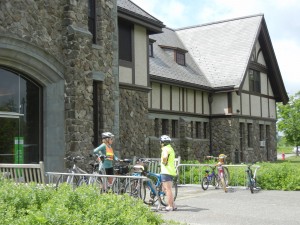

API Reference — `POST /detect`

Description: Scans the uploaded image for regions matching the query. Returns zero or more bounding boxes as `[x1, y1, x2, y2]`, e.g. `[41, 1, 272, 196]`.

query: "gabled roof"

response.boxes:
[149, 14, 288, 103]
[117, 0, 165, 34]
[176, 15, 263, 89]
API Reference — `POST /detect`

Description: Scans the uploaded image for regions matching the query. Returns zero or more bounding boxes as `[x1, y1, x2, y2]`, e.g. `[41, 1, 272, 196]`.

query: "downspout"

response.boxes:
[208, 93, 213, 155]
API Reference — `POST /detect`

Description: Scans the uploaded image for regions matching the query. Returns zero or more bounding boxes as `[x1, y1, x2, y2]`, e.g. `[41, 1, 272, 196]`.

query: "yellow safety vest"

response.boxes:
[160, 144, 176, 176]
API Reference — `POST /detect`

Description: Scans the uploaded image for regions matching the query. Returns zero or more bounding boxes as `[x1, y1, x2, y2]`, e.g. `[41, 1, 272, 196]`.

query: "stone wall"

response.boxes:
[211, 117, 277, 163]
[119, 88, 152, 158]
[0, 0, 118, 171]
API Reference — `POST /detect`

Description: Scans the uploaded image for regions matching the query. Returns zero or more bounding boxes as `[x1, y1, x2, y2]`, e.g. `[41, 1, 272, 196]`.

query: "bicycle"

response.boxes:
[55, 156, 88, 189]
[205, 155, 230, 193]
[110, 159, 132, 194]
[201, 165, 219, 190]
[86, 154, 133, 194]
[245, 164, 260, 193]
[125, 159, 178, 207]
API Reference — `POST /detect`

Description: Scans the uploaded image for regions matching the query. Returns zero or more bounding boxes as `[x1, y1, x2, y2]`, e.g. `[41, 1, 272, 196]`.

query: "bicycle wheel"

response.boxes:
[55, 174, 64, 189]
[111, 177, 127, 194]
[201, 177, 209, 190]
[143, 178, 159, 205]
[125, 179, 144, 199]
[89, 172, 104, 194]
[159, 176, 178, 207]
[249, 176, 254, 194]
[77, 176, 89, 186]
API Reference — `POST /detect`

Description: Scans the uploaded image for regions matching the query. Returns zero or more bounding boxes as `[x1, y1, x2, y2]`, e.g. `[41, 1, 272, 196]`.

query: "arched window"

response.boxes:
[0, 67, 42, 163]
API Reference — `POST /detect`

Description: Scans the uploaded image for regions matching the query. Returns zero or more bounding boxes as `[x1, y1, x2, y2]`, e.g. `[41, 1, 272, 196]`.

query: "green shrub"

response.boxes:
[0, 179, 164, 225]
[180, 159, 300, 191]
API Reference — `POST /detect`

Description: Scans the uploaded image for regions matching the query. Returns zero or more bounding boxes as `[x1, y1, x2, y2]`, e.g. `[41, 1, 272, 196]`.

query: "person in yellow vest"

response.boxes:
[160, 135, 177, 211]
[93, 132, 119, 186]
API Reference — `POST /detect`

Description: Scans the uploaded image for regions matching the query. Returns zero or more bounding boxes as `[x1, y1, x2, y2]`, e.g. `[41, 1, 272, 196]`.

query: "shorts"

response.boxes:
[161, 174, 174, 182]
[105, 167, 114, 175]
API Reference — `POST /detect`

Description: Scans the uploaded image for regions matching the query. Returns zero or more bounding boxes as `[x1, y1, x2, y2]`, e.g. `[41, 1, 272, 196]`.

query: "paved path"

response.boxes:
[154, 185, 300, 225]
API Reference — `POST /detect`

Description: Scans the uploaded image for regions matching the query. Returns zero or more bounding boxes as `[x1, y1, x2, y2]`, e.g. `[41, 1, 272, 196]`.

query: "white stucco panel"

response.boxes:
[134, 25, 147, 86]
[268, 79, 274, 97]
[269, 99, 276, 118]
[187, 89, 194, 113]
[119, 66, 132, 83]
[151, 83, 160, 109]
[203, 92, 209, 115]
[211, 93, 227, 115]
[241, 93, 250, 115]
[260, 72, 268, 95]
[172, 86, 180, 111]
[261, 97, 269, 118]
[195, 91, 202, 114]
[232, 91, 240, 114]
[250, 95, 261, 117]
[242, 73, 249, 91]
[162, 84, 170, 110]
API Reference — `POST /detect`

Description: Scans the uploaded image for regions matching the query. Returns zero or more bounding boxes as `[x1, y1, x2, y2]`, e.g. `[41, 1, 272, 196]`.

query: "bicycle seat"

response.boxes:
[132, 164, 144, 172]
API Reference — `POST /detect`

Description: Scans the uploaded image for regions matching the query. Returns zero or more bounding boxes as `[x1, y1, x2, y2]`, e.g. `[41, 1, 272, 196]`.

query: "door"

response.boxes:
[0, 67, 42, 164]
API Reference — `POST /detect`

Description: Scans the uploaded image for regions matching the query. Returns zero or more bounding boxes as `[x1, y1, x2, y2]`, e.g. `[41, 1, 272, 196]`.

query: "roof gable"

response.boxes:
[149, 14, 288, 103]
[176, 15, 262, 89]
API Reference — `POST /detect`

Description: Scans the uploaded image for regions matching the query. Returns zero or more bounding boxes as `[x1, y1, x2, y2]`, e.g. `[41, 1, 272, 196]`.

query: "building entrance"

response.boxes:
[0, 67, 42, 163]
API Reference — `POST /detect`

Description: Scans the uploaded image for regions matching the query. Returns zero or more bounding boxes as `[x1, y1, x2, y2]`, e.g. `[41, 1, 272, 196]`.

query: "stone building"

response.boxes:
[148, 15, 288, 163]
[0, 0, 288, 172]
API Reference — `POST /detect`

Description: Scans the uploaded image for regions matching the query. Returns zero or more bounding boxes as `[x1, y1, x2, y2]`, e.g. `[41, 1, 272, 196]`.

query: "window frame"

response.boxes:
[176, 51, 185, 66]
[118, 19, 133, 62]
[88, 0, 96, 44]
[249, 69, 261, 93]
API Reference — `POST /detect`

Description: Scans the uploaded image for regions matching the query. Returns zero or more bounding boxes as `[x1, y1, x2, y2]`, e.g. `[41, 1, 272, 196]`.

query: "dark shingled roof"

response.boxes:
[117, 0, 164, 29]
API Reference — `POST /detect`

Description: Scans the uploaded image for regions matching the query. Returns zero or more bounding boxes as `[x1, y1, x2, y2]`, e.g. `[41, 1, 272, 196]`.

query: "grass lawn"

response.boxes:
[275, 155, 300, 163]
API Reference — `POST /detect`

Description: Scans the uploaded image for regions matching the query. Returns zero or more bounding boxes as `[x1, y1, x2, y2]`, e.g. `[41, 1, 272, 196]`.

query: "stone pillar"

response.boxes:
[62, 0, 94, 158]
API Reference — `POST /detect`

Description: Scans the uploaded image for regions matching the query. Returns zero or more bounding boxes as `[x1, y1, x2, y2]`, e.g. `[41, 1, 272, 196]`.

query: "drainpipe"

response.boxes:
[208, 93, 213, 155]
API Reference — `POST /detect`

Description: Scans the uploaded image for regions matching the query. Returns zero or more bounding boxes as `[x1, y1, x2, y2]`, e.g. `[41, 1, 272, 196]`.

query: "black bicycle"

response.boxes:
[245, 164, 260, 193]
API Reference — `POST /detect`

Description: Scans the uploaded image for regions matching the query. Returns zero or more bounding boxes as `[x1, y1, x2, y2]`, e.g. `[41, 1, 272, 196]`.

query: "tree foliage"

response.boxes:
[277, 92, 300, 156]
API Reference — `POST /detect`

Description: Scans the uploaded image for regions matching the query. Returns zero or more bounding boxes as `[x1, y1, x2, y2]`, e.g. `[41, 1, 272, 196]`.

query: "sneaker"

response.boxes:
[165, 206, 177, 211]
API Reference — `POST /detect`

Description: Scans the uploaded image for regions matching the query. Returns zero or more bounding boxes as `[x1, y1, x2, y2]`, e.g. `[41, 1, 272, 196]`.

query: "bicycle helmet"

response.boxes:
[160, 135, 171, 144]
[102, 132, 114, 139]
[218, 154, 226, 159]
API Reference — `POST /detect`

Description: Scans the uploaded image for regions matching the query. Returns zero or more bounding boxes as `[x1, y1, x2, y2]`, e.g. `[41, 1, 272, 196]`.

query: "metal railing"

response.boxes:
[177, 163, 260, 189]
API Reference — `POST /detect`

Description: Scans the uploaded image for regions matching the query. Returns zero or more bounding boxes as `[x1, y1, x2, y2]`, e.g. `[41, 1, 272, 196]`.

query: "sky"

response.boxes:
[131, 0, 300, 97]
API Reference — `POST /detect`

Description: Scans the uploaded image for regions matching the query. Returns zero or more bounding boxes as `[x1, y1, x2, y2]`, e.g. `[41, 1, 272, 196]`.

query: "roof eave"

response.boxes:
[259, 18, 289, 104]
[118, 9, 165, 34]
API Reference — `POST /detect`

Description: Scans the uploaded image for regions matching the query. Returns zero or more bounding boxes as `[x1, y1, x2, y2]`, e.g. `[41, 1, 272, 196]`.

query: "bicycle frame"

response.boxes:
[245, 164, 260, 193]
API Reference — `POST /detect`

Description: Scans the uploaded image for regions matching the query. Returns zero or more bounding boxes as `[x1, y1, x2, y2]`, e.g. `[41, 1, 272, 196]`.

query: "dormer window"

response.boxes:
[158, 45, 187, 66]
[176, 51, 185, 66]
[149, 38, 156, 57]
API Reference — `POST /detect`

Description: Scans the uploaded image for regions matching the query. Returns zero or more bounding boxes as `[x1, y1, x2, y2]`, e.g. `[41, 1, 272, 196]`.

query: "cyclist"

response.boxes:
[160, 135, 177, 211]
[93, 132, 119, 186]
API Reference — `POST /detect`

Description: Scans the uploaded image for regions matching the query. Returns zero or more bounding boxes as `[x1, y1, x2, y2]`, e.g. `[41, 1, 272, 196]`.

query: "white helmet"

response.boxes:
[160, 135, 171, 143]
[102, 132, 114, 139]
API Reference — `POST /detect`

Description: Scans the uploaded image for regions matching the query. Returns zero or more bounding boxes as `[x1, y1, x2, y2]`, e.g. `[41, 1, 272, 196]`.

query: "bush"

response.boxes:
[0, 179, 164, 225]
[180, 159, 300, 191]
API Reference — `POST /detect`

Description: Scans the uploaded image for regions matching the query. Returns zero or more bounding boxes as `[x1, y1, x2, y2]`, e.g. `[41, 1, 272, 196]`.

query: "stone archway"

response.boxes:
[0, 36, 66, 172]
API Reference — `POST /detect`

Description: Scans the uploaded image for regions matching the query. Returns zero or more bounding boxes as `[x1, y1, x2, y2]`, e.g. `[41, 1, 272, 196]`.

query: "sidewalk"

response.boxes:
[155, 185, 300, 225]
